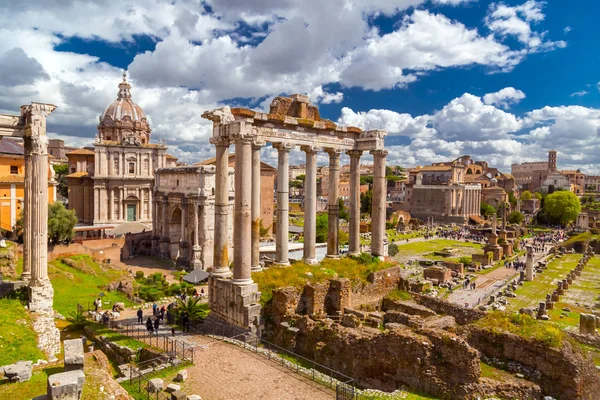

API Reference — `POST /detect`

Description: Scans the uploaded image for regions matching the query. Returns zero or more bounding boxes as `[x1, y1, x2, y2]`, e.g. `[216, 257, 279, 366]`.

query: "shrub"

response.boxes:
[459, 256, 472, 265]
[388, 243, 399, 257]
[135, 271, 145, 281]
[476, 311, 564, 347]
[351, 252, 379, 265]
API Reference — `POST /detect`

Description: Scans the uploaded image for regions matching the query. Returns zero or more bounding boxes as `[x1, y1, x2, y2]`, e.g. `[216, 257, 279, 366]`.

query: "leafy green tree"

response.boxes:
[53, 164, 69, 198]
[338, 198, 349, 220]
[360, 189, 373, 214]
[48, 202, 78, 243]
[508, 191, 517, 206]
[520, 190, 532, 200]
[289, 180, 303, 189]
[388, 243, 399, 257]
[174, 296, 208, 324]
[296, 174, 305, 182]
[534, 192, 542, 200]
[360, 176, 373, 186]
[480, 203, 496, 218]
[315, 213, 328, 243]
[508, 211, 524, 224]
[544, 191, 581, 225]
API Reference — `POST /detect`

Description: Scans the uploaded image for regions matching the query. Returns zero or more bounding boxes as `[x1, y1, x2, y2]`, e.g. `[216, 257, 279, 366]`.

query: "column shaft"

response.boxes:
[326, 149, 341, 257]
[302, 146, 318, 263]
[371, 150, 388, 257]
[233, 137, 253, 284]
[348, 150, 362, 255]
[274, 143, 292, 265]
[21, 138, 32, 281]
[30, 138, 49, 285]
[211, 138, 231, 276]
[181, 199, 187, 243]
[251, 142, 264, 271]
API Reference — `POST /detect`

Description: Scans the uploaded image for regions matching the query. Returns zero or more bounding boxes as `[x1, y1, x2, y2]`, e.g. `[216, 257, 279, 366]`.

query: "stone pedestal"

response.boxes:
[28, 283, 55, 312]
[580, 313, 597, 336]
[63, 339, 84, 372]
[47, 369, 85, 400]
[208, 276, 261, 333]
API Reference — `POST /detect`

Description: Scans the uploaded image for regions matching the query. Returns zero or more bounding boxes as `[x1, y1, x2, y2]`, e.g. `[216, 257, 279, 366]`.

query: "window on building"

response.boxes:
[71, 165, 76, 173]
[10, 166, 18, 174]
[129, 162, 135, 174]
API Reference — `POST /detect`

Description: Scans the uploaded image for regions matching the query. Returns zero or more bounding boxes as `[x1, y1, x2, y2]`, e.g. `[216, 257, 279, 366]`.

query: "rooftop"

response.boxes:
[66, 171, 89, 178]
[67, 148, 95, 156]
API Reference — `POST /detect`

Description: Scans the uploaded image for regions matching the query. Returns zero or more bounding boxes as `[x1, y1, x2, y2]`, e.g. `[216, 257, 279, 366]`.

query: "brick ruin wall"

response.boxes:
[411, 293, 486, 325]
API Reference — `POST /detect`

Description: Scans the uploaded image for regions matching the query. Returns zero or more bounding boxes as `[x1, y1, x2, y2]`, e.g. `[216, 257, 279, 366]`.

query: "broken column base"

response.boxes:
[208, 276, 261, 334]
[29, 284, 60, 358]
[29, 283, 54, 312]
[47, 370, 85, 400]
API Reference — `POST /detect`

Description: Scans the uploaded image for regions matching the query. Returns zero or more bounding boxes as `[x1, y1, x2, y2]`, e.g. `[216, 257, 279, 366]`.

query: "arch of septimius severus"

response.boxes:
[0, 103, 61, 356]
[202, 94, 388, 332]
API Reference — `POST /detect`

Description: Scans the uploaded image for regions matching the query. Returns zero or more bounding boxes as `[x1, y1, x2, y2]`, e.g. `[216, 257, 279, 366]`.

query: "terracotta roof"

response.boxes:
[559, 169, 581, 175]
[67, 148, 95, 156]
[166, 154, 178, 160]
[413, 165, 453, 172]
[0, 138, 24, 155]
[66, 171, 89, 178]
[0, 174, 24, 183]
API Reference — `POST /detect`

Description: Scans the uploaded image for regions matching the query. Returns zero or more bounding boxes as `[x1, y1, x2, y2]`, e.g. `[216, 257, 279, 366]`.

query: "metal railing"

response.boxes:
[188, 320, 358, 399]
[125, 356, 186, 400]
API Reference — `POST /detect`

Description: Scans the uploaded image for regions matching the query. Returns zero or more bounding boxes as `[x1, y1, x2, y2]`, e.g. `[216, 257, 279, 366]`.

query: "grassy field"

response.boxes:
[392, 239, 482, 256]
[387, 230, 426, 242]
[254, 255, 396, 303]
[49, 255, 133, 316]
[0, 298, 46, 366]
[505, 254, 595, 329]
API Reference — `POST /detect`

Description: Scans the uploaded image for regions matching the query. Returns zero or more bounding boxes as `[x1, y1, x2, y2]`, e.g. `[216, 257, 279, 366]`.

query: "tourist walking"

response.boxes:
[154, 317, 160, 335]
[146, 317, 153, 334]
[137, 307, 143, 324]
[152, 302, 157, 316]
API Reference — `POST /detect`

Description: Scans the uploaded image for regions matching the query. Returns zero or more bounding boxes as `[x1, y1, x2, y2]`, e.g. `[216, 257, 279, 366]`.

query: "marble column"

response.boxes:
[108, 187, 113, 222]
[21, 137, 32, 282]
[192, 200, 202, 270]
[326, 148, 341, 258]
[371, 150, 388, 257]
[233, 136, 253, 284]
[251, 140, 265, 272]
[120, 188, 125, 221]
[274, 142, 293, 266]
[302, 145, 318, 264]
[211, 137, 232, 277]
[160, 196, 169, 257]
[347, 150, 362, 256]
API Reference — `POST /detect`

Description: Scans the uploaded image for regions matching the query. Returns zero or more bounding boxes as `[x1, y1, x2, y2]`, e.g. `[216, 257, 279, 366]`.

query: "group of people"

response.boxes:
[462, 278, 476, 290]
[136, 299, 193, 335]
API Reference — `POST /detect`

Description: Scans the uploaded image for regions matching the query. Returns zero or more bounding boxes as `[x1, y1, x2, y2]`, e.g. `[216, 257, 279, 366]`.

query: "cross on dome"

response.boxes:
[117, 71, 131, 100]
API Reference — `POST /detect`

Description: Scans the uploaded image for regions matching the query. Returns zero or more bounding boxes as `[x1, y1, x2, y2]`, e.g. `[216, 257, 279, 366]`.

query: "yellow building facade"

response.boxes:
[0, 138, 56, 232]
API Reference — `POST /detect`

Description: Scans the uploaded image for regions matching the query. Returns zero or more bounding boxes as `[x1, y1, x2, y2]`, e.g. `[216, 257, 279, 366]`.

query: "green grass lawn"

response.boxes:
[0, 298, 46, 366]
[49, 255, 133, 316]
[85, 322, 148, 351]
[387, 230, 426, 242]
[393, 239, 482, 257]
[120, 362, 190, 400]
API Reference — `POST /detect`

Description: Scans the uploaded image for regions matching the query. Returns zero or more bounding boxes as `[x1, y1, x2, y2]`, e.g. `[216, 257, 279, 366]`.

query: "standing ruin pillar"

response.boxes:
[525, 245, 534, 281]
[251, 140, 265, 272]
[233, 136, 253, 284]
[21, 137, 32, 282]
[371, 150, 388, 257]
[347, 150, 362, 256]
[211, 137, 232, 277]
[325, 148, 341, 258]
[302, 145, 318, 264]
[274, 142, 293, 266]
[179, 198, 188, 263]
[192, 200, 202, 270]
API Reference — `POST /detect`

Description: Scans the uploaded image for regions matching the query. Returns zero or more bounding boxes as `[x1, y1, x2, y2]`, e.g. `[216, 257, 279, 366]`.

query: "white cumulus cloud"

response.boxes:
[483, 87, 526, 109]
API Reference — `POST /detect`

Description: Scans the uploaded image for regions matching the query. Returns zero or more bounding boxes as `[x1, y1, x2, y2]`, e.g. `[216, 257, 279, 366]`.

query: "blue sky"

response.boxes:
[1, 0, 599, 172]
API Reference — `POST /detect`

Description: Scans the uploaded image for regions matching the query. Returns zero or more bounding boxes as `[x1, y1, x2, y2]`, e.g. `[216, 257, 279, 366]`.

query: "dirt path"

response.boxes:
[182, 335, 334, 400]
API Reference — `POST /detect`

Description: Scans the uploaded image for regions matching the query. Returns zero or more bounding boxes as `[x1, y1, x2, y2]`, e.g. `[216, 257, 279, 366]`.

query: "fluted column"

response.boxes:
[325, 148, 341, 258]
[274, 142, 293, 266]
[371, 150, 388, 257]
[211, 137, 232, 277]
[251, 140, 265, 272]
[233, 136, 253, 284]
[347, 150, 362, 256]
[21, 137, 32, 282]
[302, 145, 318, 264]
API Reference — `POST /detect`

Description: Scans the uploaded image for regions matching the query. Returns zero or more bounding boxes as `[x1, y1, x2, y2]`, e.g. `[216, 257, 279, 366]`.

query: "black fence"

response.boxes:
[124, 356, 187, 400]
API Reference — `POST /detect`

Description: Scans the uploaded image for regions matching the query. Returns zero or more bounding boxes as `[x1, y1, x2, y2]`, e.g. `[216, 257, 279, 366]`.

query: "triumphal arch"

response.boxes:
[202, 94, 388, 332]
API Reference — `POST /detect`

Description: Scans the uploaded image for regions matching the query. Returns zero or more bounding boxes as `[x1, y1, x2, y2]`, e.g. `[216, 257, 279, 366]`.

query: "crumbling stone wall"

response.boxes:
[84, 326, 137, 365]
[352, 266, 403, 307]
[412, 293, 486, 325]
[0, 245, 17, 278]
[467, 327, 600, 400]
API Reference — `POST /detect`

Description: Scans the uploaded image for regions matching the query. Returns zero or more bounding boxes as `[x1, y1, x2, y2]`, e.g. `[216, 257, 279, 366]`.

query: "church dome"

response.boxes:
[98, 73, 151, 145]
[101, 73, 146, 122]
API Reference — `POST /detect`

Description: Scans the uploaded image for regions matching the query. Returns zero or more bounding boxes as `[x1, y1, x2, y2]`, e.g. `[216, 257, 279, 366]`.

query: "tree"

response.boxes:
[296, 174, 305, 182]
[388, 243, 399, 257]
[338, 198, 349, 220]
[508, 191, 517, 206]
[508, 211, 524, 225]
[534, 192, 542, 201]
[360, 189, 373, 214]
[53, 164, 69, 199]
[48, 202, 78, 243]
[174, 296, 208, 324]
[315, 213, 328, 243]
[360, 176, 373, 186]
[544, 191, 581, 225]
[289, 180, 303, 189]
[520, 190, 532, 200]
[480, 203, 495, 218]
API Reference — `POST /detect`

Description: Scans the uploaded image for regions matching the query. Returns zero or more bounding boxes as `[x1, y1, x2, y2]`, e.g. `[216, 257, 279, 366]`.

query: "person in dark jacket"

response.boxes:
[137, 308, 143, 324]
[154, 317, 160, 335]
[146, 317, 153, 334]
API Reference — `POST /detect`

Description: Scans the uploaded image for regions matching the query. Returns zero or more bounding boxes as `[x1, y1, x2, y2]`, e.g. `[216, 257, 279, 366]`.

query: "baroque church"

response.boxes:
[67, 73, 175, 226]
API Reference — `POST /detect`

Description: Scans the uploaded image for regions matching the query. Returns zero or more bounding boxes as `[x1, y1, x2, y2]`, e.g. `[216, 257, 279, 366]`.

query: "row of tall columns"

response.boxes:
[326, 148, 341, 258]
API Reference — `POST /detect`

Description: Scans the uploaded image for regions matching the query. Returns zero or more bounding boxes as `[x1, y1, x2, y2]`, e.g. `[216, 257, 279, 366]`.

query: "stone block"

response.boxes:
[3, 360, 32, 382]
[147, 378, 164, 393]
[63, 339, 84, 372]
[166, 383, 181, 393]
[174, 369, 188, 382]
[47, 369, 85, 400]
[187, 396, 202, 400]
[171, 391, 187, 400]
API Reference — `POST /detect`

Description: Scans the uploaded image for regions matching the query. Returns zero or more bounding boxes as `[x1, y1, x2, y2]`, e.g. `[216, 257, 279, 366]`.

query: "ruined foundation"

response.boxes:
[208, 276, 262, 333]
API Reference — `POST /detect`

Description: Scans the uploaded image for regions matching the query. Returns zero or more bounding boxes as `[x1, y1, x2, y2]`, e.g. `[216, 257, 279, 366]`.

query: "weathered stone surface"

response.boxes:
[63, 339, 84, 372]
[340, 313, 361, 328]
[174, 369, 188, 382]
[186, 395, 202, 400]
[147, 378, 164, 393]
[166, 383, 181, 393]
[412, 293, 486, 325]
[47, 369, 85, 400]
[171, 391, 187, 400]
[3, 360, 32, 382]
[31, 308, 61, 357]
[382, 298, 437, 318]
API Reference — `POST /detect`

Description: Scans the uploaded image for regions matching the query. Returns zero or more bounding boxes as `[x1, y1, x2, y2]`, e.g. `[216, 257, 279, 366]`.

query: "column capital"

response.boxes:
[324, 147, 342, 158]
[231, 133, 254, 145]
[370, 149, 388, 158]
[300, 144, 320, 154]
[210, 136, 230, 147]
[346, 150, 363, 158]
[252, 139, 266, 149]
[273, 142, 294, 152]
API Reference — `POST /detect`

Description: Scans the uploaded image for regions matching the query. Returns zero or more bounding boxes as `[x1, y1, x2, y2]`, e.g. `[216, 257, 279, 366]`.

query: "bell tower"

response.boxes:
[548, 150, 557, 171]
